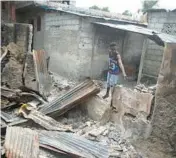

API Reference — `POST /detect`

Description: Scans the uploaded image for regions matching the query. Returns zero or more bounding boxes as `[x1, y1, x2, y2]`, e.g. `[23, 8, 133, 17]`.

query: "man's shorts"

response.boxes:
[107, 72, 118, 88]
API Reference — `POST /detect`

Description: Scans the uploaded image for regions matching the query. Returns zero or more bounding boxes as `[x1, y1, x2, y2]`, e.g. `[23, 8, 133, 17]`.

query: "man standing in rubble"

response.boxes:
[103, 42, 127, 99]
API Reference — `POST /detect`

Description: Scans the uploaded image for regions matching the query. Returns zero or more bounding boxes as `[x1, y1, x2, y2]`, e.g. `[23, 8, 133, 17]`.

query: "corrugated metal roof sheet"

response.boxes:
[39, 79, 100, 116]
[0, 111, 24, 123]
[93, 22, 154, 35]
[93, 22, 176, 44]
[4, 127, 39, 158]
[39, 130, 109, 158]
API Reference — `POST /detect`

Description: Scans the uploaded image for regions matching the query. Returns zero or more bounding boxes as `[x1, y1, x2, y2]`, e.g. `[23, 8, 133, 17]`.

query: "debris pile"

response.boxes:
[1, 43, 24, 89]
[1, 43, 154, 158]
[134, 84, 156, 95]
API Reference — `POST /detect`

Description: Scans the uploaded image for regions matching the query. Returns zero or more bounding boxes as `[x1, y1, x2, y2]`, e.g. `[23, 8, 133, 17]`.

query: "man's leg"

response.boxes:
[103, 86, 110, 99]
[103, 72, 111, 99]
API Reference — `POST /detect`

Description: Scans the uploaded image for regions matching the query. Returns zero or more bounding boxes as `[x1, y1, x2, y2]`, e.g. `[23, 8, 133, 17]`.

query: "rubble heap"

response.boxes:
[1, 43, 155, 158]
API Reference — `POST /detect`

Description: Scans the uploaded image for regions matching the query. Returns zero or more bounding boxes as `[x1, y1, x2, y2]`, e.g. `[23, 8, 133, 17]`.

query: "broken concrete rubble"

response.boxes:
[0, 42, 161, 158]
[1, 43, 24, 89]
[112, 85, 153, 116]
[83, 95, 111, 123]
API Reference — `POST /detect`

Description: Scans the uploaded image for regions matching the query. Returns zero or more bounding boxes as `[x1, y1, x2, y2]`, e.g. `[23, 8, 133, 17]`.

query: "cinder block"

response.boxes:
[79, 43, 92, 49]
[80, 37, 92, 44]
[80, 32, 93, 38]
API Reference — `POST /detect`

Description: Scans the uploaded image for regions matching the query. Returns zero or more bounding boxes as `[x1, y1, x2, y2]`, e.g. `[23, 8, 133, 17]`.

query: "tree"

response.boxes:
[89, 5, 101, 10]
[102, 7, 110, 12]
[122, 10, 132, 16]
[89, 5, 110, 12]
[141, 0, 159, 12]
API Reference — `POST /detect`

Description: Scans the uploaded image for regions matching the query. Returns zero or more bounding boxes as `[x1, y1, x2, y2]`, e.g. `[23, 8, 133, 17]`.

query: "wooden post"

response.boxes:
[137, 37, 148, 84]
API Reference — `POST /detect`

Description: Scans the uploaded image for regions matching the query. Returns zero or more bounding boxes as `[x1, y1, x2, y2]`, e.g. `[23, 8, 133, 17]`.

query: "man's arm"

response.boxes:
[117, 54, 127, 77]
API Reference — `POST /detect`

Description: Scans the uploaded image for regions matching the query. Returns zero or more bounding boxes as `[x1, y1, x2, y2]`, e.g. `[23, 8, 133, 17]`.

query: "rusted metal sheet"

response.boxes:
[33, 50, 51, 97]
[19, 105, 72, 132]
[93, 22, 176, 45]
[4, 127, 39, 158]
[39, 79, 100, 116]
[39, 131, 109, 158]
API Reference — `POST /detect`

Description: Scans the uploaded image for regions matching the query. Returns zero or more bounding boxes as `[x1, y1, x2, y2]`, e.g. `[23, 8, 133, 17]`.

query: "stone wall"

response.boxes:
[142, 11, 176, 83]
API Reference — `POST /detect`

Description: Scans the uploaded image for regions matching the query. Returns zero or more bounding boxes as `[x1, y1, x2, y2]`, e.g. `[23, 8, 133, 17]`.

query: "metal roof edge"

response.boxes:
[146, 8, 176, 12]
[33, 1, 145, 25]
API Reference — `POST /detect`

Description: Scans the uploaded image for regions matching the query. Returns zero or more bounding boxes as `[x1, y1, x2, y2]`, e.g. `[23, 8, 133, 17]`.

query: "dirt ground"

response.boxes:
[133, 136, 176, 158]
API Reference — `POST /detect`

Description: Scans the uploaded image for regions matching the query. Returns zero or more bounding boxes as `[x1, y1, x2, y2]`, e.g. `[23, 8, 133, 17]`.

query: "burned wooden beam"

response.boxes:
[33, 50, 51, 97]
[1, 87, 47, 104]
[4, 127, 39, 158]
[39, 79, 100, 117]
[19, 105, 72, 132]
[39, 131, 109, 158]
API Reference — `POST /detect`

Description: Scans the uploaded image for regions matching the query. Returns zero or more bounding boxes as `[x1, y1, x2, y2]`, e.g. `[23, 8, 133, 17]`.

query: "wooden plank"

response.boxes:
[137, 37, 148, 84]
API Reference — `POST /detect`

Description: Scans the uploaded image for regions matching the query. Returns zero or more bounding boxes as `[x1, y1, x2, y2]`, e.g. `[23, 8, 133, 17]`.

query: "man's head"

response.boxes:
[110, 42, 117, 53]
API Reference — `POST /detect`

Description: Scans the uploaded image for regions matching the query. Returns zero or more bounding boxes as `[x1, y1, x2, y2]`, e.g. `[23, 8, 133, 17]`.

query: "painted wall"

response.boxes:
[142, 11, 176, 83]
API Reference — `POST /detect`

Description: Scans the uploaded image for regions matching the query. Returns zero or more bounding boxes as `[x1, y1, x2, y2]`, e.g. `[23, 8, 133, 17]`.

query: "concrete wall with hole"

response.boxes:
[1, 23, 32, 53]
[141, 11, 176, 84]
[122, 32, 145, 80]
[16, 9, 45, 50]
[91, 25, 125, 80]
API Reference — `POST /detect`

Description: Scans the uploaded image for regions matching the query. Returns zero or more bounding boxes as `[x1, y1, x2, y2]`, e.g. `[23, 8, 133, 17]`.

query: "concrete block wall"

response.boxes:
[44, 12, 82, 79]
[15, 24, 29, 52]
[78, 18, 95, 79]
[142, 11, 176, 81]
[1, 23, 32, 53]
[16, 9, 46, 50]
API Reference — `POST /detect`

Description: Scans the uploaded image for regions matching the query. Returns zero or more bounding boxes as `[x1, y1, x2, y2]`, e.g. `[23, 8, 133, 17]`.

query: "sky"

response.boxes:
[75, 0, 176, 14]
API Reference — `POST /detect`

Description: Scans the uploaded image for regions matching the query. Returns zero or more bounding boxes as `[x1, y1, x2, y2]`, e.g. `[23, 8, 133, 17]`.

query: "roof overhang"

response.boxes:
[93, 22, 176, 46]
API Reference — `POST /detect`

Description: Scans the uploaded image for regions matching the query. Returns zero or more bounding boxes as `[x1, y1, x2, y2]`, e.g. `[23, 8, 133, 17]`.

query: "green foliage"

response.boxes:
[122, 10, 132, 16]
[89, 5, 101, 10]
[141, 0, 159, 12]
[89, 5, 110, 12]
[102, 7, 110, 12]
